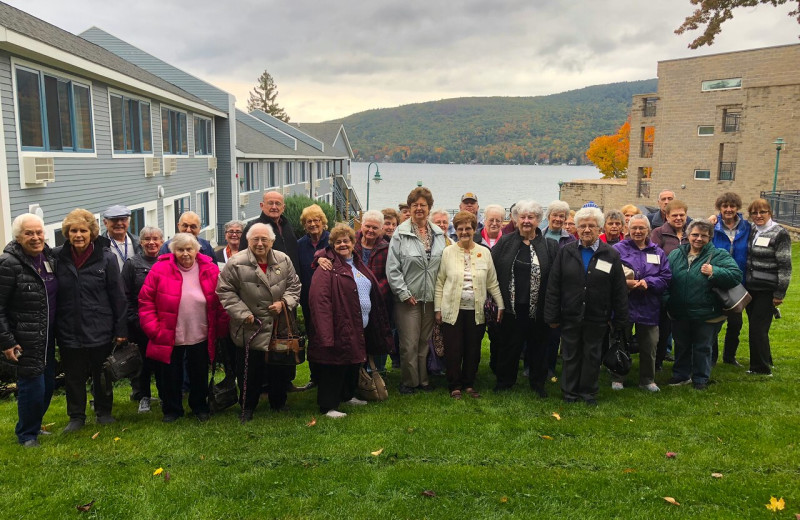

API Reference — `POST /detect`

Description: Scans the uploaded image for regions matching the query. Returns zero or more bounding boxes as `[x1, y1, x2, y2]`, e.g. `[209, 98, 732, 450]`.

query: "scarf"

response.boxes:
[71, 243, 94, 269]
[481, 227, 502, 248]
[508, 241, 541, 319]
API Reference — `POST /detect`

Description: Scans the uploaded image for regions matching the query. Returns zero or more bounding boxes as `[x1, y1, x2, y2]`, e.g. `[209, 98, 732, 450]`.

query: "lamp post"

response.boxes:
[772, 138, 785, 194]
[558, 181, 564, 200]
[366, 162, 382, 210]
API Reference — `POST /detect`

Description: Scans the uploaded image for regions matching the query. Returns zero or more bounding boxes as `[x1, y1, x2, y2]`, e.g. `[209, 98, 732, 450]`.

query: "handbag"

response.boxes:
[208, 360, 238, 414]
[357, 355, 388, 401]
[709, 250, 752, 315]
[266, 304, 306, 365]
[102, 341, 142, 393]
[602, 329, 632, 376]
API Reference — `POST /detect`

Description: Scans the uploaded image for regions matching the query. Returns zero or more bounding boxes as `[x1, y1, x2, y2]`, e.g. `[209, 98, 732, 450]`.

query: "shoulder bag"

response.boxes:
[208, 357, 238, 414]
[357, 355, 388, 401]
[102, 341, 142, 394]
[266, 304, 306, 365]
[710, 250, 752, 315]
[602, 329, 632, 376]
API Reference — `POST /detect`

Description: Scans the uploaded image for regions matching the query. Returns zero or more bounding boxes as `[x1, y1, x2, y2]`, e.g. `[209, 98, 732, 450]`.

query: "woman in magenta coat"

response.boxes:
[138, 233, 228, 423]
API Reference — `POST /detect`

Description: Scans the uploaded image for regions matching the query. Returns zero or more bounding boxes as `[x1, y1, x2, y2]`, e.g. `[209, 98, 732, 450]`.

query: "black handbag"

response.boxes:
[102, 341, 142, 393]
[208, 361, 238, 414]
[602, 329, 632, 376]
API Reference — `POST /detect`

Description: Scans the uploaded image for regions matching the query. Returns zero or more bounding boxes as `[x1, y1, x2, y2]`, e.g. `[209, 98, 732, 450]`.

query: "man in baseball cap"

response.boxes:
[103, 204, 142, 270]
[448, 192, 483, 240]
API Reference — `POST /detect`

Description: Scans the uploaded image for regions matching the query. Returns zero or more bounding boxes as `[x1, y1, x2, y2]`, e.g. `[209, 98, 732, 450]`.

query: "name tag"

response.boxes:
[595, 259, 612, 273]
[44, 261, 53, 273]
[755, 236, 771, 247]
[646, 254, 660, 265]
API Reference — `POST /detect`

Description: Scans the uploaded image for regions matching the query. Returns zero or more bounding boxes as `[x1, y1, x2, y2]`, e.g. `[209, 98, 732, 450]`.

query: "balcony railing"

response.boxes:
[762, 190, 800, 227]
[723, 113, 740, 132]
[638, 179, 651, 199]
[643, 99, 657, 117]
[640, 142, 654, 158]
[719, 162, 736, 180]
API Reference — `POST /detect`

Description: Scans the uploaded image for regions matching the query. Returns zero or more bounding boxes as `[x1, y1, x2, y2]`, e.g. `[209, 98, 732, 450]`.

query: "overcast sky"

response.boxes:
[7, 0, 799, 122]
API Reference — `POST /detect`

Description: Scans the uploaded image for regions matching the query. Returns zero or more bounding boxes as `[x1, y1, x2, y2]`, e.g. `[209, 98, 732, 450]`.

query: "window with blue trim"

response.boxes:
[15, 65, 94, 152]
[173, 196, 191, 226]
[284, 162, 294, 185]
[161, 107, 188, 155]
[241, 162, 258, 192]
[198, 192, 210, 228]
[110, 93, 152, 154]
[194, 117, 212, 156]
[267, 162, 278, 188]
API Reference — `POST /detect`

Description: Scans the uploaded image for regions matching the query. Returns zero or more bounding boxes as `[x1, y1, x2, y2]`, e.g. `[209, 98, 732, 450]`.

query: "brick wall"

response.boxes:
[560, 178, 629, 211]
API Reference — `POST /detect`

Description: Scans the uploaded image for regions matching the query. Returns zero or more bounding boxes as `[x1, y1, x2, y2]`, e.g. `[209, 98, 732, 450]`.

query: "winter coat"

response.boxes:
[544, 240, 629, 329]
[216, 248, 301, 352]
[0, 242, 56, 378]
[308, 247, 392, 365]
[240, 213, 300, 274]
[55, 237, 127, 349]
[746, 224, 792, 300]
[613, 238, 671, 326]
[353, 231, 391, 305]
[491, 229, 558, 320]
[650, 222, 688, 255]
[138, 253, 228, 363]
[297, 230, 329, 309]
[121, 253, 158, 327]
[386, 219, 446, 303]
[664, 242, 742, 322]
[435, 243, 503, 325]
[543, 227, 576, 248]
[712, 213, 750, 284]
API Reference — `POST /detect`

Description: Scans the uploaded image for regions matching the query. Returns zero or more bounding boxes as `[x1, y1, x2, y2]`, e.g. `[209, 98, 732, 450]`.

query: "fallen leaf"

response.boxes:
[765, 496, 785, 512]
[91, 432, 100, 440]
[711, 472, 723, 479]
[717, 437, 724, 443]
[153, 467, 164, 476]
[200, 455, 205, 460]
[551, 412, 561, 421]
[663, 497, 680, 506]
[163, 471, 171, 482]
[540, 435, 553, 440]
[421, 490, 436, 498]
[121, 428, 129, 432]
[371, 448, 384, 457]
[306, 417, 317, 427]
[665, 452, 677, 459]
[623, 468, 636, 474]
[407, 427, 416, 433]
[41, 422, 55, 432]
[76, 500, 95, 512]
[113, 437, 121, 442]
[500, 496, 508, 503]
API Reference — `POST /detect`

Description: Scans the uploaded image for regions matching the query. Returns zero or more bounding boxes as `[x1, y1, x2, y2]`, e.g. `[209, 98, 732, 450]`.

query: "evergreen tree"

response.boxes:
[246, 70, 290, 122]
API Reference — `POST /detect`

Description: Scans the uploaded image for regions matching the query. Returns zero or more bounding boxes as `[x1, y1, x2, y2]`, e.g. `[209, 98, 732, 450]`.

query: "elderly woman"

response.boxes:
[217, 224, 301, 420]
[744, 199, 792, 377]
[0, 214, 58, 447]
[435, 211, 503, 399]
[430, 209, 451, 242]
[387, 187, 446, 394]
[55, 209, 127, 432]
[382, 208, 400, 242]
[544, 200, 576, 248]
[481, 204, 506, 249]
[612, 215, 671, 392]
[545, 207, 628, 405]
[139, 233, 228, 423]
[297, 205, 330, 331]
[491, 201, 557, 395]
[122, 226, 165, 413]
[309, 224, 391, 418]
[215, 220, 244, 265]
[599, 210, 625, 245]
[565, 210, 578, 239]
[621, 204, 642, 237]
[664, 220, 741, 390]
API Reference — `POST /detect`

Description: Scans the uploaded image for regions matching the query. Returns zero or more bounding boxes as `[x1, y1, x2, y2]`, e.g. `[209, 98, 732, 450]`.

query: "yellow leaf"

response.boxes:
[765, 496, 785, 512]
[41, 422, 55, 432]
[663, 497, 680, 506]
[200, 455, 205, 460]
[91, 432, 99, 440]
[551, 412, 561, 421]
[371, 448, 384, 457]
[500, 496, 508, 503]
[153, 467, 163, 476]
[113, 437, 121, 442]
[540, 435, 553, 440]
[711, 472, 723, 479]
[306, 417, 317, 427]
[623, 468, 636, 474]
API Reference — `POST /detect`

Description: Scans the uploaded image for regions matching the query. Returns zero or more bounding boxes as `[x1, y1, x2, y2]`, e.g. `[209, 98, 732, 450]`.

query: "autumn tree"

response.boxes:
[676, 0, 800, 49]
[247, 70, 290, 122]
[586, 121, 630, 178]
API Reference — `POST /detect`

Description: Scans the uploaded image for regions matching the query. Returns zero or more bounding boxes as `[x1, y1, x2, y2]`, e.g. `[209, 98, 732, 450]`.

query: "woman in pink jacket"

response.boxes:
[138, 233, 228, 423]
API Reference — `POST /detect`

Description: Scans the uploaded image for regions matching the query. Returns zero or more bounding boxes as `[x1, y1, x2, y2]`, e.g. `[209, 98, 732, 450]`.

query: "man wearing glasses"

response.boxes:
[103, 205, 143, 270]
[241, 191, 300, 274]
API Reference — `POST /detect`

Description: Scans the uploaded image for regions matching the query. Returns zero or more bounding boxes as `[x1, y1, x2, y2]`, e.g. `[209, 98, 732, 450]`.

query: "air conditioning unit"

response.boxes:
[144, 157, 161, 177]
[304, 182, 310, 191]
[207, 157, 218, 170]
[239, 193, 250, 206]
[22, 157, 55, 185]
[163, 157, 178, 175]
[282, 187, 291, 196]
[314, 179, 321, 188]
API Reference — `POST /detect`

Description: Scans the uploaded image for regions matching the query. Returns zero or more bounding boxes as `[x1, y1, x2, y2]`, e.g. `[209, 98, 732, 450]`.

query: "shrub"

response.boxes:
[282, 195, 337, 238]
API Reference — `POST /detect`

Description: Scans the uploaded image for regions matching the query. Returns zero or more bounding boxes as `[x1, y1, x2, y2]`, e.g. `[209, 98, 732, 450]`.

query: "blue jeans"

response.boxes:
[15, 346, 56, 443]
[671, 319, 715, 385]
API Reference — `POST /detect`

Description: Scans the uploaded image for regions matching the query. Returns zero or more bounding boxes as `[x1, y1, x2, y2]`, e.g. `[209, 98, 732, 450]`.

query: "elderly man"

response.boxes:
[448, 192, 483, 240]
[159, 211, 216, 258]
[648, 190, 693, 228]
[0, 214, 58, 447]
[545, 207, 628, 405]
[216, 220, 245, 265]
[103, 205, 142, 270]
[241, 191, 300, 274]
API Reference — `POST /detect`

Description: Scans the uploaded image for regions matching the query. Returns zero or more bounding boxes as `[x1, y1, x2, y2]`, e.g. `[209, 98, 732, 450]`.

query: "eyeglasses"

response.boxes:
[486, 218, 503, 224]
[226, 230, 242, 235]
[752, 210, 770, 216]
[689, 233, 709, 239]
[306, 219, 322, 225]
[249, 237, 273, 244]
[264, 201, 284, 207]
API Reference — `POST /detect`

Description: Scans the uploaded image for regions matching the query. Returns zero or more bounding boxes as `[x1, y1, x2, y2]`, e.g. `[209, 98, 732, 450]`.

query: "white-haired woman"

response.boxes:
[545, 207, 629, 405]
[544, 200, 577, 248]
[480, 204, 506, 249]
[491, 200, 558, 395]
[139, 233, 228, 423]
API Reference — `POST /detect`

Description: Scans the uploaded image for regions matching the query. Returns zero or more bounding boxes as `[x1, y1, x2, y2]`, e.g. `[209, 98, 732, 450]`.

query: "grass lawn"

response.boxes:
[1, 246, 798, 519]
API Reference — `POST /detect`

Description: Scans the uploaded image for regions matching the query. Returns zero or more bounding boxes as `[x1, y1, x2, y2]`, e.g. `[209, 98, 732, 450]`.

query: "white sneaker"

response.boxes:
[325, 410, 347, 418]
[640, 383, 660, 393]
[611, 382, 624, 391]
[345, 397, 368, 406]
[138, 397, 151, 413]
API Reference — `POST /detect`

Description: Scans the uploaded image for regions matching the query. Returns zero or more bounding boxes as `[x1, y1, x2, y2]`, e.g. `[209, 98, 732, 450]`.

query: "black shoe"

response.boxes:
[655, 363, 663, 372]
[665, 355, 675, 362]
[692, 382, 708, 391]
[240, 410, 254, 423]
[563, 397, 579, 403]
[493, 385, 511, 393]
[96, 415, 116, 425]
[667, 376, 692, 386]
[723, 359, 742, 367]
[22, 439, 40, 448]
[585, 398, 598, 406]
[419, 384, 435, 393]
[63, 419, 85, 433]
[196, 413, 211, 422]
[746, 370, 773, 377]
[162, 415, 179, 423]
[531, 386, 548, 398]
[398, 384, 416, 395]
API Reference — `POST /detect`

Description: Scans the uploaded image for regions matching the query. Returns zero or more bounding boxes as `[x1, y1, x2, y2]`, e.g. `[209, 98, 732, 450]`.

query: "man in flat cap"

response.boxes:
[103, 205, 142, 271]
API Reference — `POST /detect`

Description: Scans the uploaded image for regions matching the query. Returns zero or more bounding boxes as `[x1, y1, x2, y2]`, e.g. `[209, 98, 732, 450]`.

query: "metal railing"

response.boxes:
[723, 113, 740, 132]
[332, 173, 362, 226]
[643, 99, 657, 117]
[719, 162, 736, 180]
[638, 179, 651, 199]
[762, 190, 800, 227]
[640, 142, 653, 158]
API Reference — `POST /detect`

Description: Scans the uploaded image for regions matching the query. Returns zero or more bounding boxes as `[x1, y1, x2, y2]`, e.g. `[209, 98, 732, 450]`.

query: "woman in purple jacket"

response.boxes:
[613, 214, 672, 392]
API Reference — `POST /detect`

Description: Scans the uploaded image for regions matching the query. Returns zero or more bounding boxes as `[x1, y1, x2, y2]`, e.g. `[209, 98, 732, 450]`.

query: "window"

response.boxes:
[694, 169, 711, 180]
[316, 161, 323, 180]
[643, 97, 657, 117]
[130, 208, 146, 235]
[15, 65, 94, 152]
[161, 107, 188, 155]
[194, 116, 212, 156]
[701, 78, 742, 92]
[198, 191, 210, 228]
[698, 126, 714, 136]
[241, 162, 258, 192]
[173, 196, 190, 226]
[299, 162, 307, 183]
[723, 111, 740, 132]
[110, 93, 152, 154]
[53, 229, 67, 247]
[719, 162, 736, 181]
[284, 162, 294, 185]
[326, 161, 333, 178]
[267, 162, 278, 188]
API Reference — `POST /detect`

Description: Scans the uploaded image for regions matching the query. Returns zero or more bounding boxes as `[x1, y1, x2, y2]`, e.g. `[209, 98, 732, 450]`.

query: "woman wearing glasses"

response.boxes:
[215, 220, 245, 266]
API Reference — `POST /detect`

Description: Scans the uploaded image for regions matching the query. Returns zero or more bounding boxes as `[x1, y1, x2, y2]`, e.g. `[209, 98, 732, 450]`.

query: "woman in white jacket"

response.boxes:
[435, 211, 503, 399]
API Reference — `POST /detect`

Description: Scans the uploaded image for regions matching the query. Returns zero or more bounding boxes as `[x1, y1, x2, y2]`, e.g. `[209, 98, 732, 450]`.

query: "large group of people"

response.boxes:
[0, 186, 792, 447]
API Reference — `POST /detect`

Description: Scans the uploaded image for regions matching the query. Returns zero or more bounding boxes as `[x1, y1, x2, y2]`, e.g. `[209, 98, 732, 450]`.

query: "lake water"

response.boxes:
[350, 162, 599, 212]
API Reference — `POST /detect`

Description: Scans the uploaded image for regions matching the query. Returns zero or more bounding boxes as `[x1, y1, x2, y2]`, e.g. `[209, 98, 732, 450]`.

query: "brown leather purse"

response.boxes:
[266, 304, 306, 365]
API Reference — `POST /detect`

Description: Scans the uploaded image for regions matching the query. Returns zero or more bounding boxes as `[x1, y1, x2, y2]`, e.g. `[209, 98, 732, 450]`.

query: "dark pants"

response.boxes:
[61, 344, 113, 421]
[712, 313, 743, 364]
[301, 302, 318, 383]
[161, 343, 209, 418]
[546, 326, 561, 374]
[496, 308, 548, 390]
[312, 362, 359, 413]
[671, 319, 715, 385]
[560, 321, 607, 401]
[234, 347, 292, 411]
[487, 321, 501, 375]
[441, 310, 485, 391]
[130, 326, 162, 400]
[15, 344, 56, 443]
[656, 306, 672, 366]
[746, 290, 775, 374]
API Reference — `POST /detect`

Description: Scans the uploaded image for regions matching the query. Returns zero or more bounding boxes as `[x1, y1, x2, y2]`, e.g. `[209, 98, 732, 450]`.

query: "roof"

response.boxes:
[236, 111, 349, 159]
[291, 122, 354, 158]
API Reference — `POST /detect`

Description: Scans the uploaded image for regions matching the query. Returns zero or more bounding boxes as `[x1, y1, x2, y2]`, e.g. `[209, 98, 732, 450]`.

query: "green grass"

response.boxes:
[2, 246, 799, 519]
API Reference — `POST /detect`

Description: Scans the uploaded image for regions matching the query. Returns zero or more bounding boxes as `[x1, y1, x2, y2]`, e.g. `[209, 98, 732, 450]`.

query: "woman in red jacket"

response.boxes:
[138, 233, 228, 423]
[308, 224, 392, 418]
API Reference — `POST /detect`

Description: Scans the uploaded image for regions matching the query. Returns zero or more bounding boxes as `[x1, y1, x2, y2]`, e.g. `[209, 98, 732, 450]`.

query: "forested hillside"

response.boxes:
[330, 79, 657, 165]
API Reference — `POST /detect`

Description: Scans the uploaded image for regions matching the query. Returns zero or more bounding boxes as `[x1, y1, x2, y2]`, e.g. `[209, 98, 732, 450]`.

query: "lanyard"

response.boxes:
[109, 234, 129, 262]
